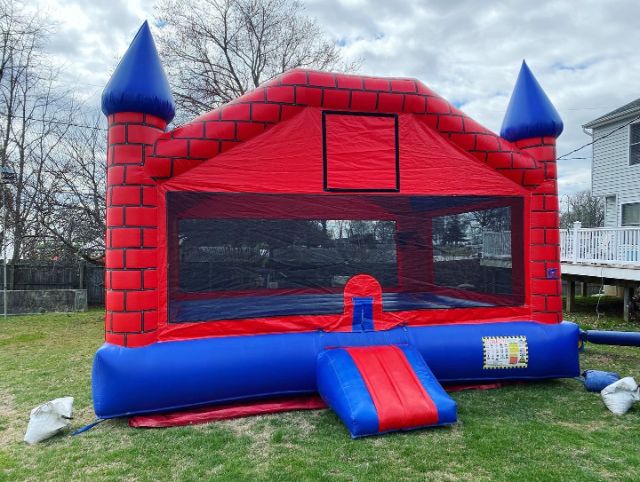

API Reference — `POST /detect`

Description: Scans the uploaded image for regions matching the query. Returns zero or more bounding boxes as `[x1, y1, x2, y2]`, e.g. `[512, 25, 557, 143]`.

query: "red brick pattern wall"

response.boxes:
[145, 69, 542, 188]
[105, 112, 166, 347]
[103, 73, 562, 343]
[516, 136, 562, 323]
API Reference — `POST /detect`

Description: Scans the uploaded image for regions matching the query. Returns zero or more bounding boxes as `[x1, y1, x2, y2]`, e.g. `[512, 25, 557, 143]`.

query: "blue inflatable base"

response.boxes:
[93, 321, 580, 419]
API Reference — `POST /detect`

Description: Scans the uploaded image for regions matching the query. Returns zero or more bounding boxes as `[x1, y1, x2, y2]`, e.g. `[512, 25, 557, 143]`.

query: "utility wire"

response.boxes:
[0, 102, 638, 148]
[0, 110, 106, 131]
[557, 113, 640, 160]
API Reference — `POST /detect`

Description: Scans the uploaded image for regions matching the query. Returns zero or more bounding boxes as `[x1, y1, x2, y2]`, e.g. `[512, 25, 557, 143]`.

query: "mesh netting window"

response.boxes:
[167, 193, 523, 323]
[178, 219, 398, 291]
[432, 206, 513, 295]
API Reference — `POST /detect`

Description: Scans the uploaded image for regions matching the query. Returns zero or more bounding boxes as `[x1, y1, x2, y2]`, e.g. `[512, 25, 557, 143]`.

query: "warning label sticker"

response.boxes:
[482, 336, 528, 369]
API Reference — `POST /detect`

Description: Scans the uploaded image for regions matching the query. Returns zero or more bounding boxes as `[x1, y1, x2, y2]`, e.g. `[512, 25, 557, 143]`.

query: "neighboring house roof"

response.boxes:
[583, 97, 640, 129]
[500, 61, 563, 142]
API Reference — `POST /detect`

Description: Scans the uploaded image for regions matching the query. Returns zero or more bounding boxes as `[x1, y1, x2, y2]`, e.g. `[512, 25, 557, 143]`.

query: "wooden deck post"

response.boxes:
[566, 278, 576, 313]
[623, 286, 633, 322]
[581, 282, 588, 297]
[78, 260, 86, 290]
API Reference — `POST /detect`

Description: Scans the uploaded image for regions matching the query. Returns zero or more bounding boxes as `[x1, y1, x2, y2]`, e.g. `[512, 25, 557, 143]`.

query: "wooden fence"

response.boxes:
[0, 261, 104, 305]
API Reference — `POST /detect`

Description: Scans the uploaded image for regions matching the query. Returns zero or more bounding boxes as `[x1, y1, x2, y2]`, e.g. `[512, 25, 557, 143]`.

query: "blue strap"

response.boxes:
[352, 297, 374, 332]
[72, 419, 105, 436]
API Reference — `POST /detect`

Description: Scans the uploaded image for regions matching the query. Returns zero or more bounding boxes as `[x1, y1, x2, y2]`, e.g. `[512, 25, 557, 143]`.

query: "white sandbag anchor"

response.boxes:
[24, 397, 74, 444]
[600, 378, 640, 415]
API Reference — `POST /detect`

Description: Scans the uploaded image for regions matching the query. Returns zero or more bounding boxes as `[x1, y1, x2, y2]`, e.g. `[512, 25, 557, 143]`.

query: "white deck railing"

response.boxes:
[482, 231, 511, 259]
[560, 222, 640, 266]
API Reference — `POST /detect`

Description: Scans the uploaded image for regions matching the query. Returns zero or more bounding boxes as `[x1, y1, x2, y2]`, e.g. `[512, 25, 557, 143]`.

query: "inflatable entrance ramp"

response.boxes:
[317, 345, 457, 438]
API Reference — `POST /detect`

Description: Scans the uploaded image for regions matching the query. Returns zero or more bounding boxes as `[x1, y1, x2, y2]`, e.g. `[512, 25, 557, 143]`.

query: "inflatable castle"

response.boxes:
[93, 22, 580, 437]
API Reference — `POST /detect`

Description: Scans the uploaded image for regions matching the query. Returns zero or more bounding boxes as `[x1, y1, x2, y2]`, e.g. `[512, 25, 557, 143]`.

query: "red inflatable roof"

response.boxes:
[162, 107, 526, 196]
[144, 69, 544, 188]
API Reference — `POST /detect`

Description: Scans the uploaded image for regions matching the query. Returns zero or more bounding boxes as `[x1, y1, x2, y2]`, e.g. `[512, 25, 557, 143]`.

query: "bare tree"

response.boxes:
[560, 190, 604, 229]
[0, 0, 355, 265]
[0, 0, 89, 263]
[12, 73, 78, 262]
[33, 111, 106, 263]
[472, 207, 510, 232]
[156, 0, 357, 119]
[0, 0, 50, 262]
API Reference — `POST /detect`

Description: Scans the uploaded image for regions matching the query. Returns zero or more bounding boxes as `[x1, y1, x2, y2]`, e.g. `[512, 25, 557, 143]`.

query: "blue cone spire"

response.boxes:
[500, 61, 563, 142]
[101, 21, 175, 123]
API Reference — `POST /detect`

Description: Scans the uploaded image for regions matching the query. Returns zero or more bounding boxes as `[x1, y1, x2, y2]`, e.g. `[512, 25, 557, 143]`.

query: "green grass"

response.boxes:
[1, 302, 640, 481]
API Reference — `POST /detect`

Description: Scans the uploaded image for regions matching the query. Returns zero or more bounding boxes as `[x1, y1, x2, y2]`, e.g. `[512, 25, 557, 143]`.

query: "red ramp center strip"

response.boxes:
[345, 346, 438, 432]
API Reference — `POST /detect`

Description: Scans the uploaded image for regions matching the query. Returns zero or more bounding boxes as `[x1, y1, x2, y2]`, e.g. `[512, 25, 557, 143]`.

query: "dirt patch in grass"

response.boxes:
[426, 468, 491, 482]
[554, 419, 609, 432]
[222, 416, 278, 473]
[222, 415, 273, 439]
[0, 391, 25, 448]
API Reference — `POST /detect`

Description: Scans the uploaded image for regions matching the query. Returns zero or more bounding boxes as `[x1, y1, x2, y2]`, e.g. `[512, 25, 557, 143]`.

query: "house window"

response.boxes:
[630, 123, 640, 165]
[622, 203, 640, 226]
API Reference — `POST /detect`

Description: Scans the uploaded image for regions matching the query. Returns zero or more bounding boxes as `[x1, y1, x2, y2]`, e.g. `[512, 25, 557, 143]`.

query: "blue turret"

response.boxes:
[500, 61, 563, 142]
[101, 21, 175, 123]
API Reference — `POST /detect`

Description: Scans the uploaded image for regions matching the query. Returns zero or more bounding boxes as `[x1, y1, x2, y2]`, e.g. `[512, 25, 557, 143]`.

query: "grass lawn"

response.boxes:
[1, 299, 640, 481]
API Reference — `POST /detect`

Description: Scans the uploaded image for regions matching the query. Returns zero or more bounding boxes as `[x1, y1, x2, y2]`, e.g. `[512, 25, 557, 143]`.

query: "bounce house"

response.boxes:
[93, 22, 580, 437]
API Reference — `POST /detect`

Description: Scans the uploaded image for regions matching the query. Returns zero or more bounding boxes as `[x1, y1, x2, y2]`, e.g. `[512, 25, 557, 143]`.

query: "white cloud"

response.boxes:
[37, 0, 155, 100]
[37, 0, 640, 196]
[307, 0, 640, 195]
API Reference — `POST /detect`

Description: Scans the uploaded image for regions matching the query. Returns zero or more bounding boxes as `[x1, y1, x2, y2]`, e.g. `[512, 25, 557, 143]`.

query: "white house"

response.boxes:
[560, 99, 640, 320]
[583, 98, 640, 227]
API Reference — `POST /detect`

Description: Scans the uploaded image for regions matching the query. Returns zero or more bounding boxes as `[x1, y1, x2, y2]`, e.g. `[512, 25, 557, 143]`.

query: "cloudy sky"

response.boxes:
[36, 0, 640, 197]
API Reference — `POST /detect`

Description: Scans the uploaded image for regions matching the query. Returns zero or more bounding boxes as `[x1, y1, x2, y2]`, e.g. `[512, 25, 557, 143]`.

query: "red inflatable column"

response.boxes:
[105, 112, 165, 347]
[517, 136, 562, 323]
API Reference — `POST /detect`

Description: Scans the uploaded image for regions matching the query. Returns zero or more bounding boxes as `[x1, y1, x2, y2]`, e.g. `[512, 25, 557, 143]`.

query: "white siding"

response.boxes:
[591, 119, 640, 226]
[605, 195, 617, 227]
